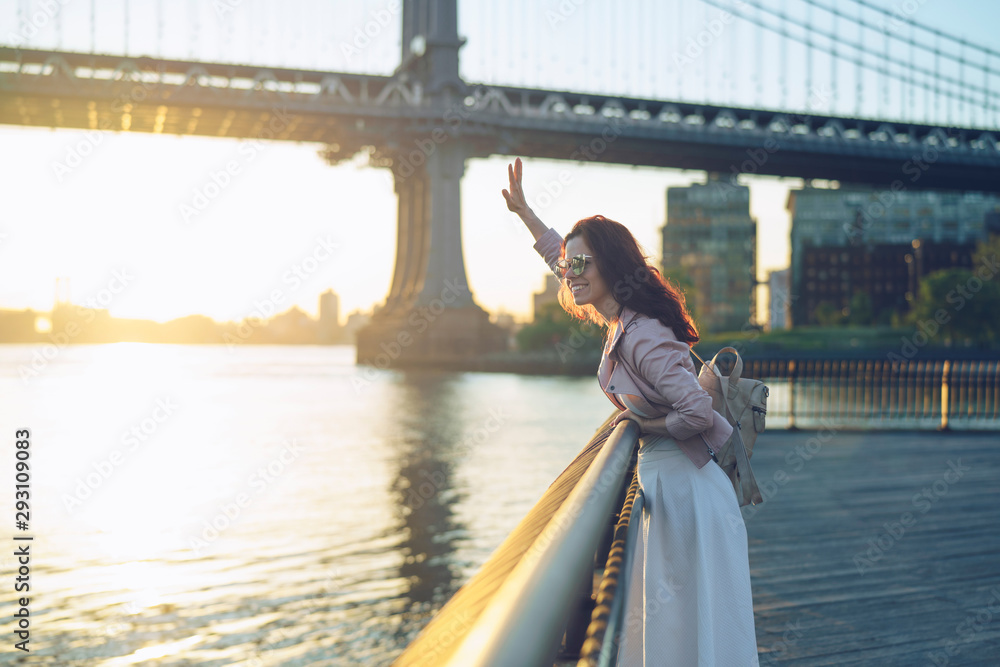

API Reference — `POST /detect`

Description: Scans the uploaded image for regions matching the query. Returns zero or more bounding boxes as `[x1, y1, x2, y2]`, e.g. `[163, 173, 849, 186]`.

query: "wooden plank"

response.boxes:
[745, 431, 1000, 665]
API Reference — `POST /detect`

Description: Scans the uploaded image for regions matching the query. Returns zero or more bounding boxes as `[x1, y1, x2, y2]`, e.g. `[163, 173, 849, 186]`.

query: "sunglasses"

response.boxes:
[555, 254, 594, 276]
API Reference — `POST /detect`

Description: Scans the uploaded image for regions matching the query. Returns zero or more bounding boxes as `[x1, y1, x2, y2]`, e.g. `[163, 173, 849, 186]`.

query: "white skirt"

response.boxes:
[613, 434, 759, 667]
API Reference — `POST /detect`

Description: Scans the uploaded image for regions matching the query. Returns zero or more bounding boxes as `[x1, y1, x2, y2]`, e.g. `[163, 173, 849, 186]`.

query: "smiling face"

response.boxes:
[563, 234, 617, 319]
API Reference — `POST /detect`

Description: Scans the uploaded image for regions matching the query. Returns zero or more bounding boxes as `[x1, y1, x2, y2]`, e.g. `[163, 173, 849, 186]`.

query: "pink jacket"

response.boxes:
[533, 226, 733, 469]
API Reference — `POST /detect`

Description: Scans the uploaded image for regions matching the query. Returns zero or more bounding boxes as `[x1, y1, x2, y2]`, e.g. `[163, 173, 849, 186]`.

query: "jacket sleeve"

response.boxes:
[531, 226, 565, 282]
[626, 324, 714, 441]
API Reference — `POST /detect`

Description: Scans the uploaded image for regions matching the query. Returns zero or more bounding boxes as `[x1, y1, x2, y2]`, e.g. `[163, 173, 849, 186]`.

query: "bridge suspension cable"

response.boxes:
[846, 0, 1000, 60]
[701, 0, 1000, 118]
[718, 0, 997, 110]
[802, 0, 1000, 80]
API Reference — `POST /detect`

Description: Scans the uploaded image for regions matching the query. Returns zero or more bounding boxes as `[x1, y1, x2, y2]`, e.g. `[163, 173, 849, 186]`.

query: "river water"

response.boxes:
[0, 343, 614, 665]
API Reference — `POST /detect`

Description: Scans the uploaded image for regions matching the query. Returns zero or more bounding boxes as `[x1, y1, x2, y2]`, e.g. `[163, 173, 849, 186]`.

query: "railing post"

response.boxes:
[787, 359, 798, 431]
[940, 360, 951, 431]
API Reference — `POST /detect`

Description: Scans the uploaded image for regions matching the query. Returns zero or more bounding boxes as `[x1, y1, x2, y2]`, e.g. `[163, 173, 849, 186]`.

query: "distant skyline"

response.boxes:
[1, 0, 996, 326]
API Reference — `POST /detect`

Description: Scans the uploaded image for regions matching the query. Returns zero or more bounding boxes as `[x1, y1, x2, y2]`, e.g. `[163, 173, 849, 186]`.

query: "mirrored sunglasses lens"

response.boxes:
[572, 257, 586, 275]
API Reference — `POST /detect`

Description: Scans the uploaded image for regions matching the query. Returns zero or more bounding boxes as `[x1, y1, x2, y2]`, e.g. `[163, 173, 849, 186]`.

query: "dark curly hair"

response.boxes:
[556, 215, 699, 346]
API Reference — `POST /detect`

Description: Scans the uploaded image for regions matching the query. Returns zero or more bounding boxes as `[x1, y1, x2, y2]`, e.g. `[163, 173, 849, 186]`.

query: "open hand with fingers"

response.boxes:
[501, 157, 547, 241]
[502, 157, 532, 218]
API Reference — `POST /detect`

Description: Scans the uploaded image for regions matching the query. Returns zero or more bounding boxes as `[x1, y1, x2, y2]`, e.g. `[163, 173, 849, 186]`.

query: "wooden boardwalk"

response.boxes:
[401, 424, 1000, 665]
[745, 430, 1000, 665]
[555, 430, 1000, 666]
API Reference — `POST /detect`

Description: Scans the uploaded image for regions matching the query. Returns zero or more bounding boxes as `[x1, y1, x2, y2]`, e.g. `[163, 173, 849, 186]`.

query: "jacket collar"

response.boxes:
[606, 303, 644, 357]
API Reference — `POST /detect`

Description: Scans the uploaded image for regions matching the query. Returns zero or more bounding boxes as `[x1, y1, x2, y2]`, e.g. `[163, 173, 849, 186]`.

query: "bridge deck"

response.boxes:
[559, 430, 1000, 665]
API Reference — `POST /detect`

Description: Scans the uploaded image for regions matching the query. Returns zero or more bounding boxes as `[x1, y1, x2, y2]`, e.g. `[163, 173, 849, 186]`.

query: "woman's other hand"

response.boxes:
[612, 408, 645, 430]
[611, 409, 669, 436]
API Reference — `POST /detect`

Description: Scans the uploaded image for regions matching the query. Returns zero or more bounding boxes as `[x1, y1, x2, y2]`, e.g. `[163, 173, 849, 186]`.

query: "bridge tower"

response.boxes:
[350, 0, 507, 367]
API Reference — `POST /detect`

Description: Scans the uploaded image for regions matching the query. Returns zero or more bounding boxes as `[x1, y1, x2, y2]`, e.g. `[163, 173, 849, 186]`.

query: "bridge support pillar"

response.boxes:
[356, 141, 507, 367]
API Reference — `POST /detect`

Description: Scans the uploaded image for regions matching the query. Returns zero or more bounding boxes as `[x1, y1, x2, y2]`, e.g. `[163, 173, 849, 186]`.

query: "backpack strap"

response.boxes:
[689, 346, 709, 370]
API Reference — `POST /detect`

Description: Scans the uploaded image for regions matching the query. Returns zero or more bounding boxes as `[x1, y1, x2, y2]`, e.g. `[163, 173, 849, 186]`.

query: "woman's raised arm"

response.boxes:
[502, 158, 548, 242]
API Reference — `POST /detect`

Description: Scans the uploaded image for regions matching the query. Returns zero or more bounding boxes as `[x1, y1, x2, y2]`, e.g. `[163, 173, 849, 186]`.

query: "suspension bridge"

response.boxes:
[2, 0, 998, 363]
[3, 2, 1000, 665]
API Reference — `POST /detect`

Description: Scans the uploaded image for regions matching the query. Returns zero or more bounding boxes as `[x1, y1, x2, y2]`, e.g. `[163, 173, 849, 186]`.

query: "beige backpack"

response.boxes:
[691, 347, 767, 507]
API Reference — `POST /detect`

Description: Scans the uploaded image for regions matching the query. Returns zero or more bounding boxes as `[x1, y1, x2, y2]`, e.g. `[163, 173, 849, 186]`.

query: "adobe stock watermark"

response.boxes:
[852, 458, 969, 575]
[671, 0, 750, 72]
[708, 85, 833, 203]
[51, 129, 109, 183]
[723, 289, 799, 357]
[391, 87, 503, 181]
[551, 264, 655, 363]
[545, 0, 588, 28]
[351, 278, 470, 389]
[60, 397, 178, 513]
[101, 600, 142, 639]
[733, 419, 839, 525]
[553, 320, 603, 363]
[926, 586, 1000, 666]
[408, 609, 476, 665]
[178, 105, 296, 224]
[339, 0, 401, 63]
[243, 565, 347, 665]
[520, 118, 625, 219]
[213, 0, 245, 19]
[844, 126, 966, 244]
[50, 66, 173, 183]
[523, 426, 635, 561]
[610, 576, 686, 652]
[394, 90, 622, 196]
[402, 408, 508, 511]
[188, 438, 305, 555]
[224, 234, 341, 349]
[758, 619, 805, 666]
[18, 268, 135, 383]
[889, 252, 1000, 361]
[720, 418, 839, 536]
[876, 0, 929, 34]
[6, 0, 72, 48]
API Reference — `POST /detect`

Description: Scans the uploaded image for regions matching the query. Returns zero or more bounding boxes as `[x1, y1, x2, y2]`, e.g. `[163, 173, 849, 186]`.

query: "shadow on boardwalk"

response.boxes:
[746, 430, 1000, 666]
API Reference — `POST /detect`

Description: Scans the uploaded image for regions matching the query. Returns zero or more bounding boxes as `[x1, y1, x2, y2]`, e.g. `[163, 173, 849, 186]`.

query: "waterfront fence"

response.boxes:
[726, 357, 1000, 430]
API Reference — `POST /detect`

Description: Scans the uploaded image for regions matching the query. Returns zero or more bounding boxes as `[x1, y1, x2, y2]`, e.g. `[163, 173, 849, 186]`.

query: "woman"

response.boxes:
[502, 158, 759, 666]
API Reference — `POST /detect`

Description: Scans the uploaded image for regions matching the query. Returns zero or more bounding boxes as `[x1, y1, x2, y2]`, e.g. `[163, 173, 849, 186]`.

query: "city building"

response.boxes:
[532, 274, 560, 321]
[265, 307, 317, 344]
[767, 269, 791, 331]
[0, 308, 40, 343]
[343, 310, 372, 345]
[662, 174, 757, 333]
[319, 289, 341, 344]
[788, 185, 1000, 325]
[491, 309, 520, 350]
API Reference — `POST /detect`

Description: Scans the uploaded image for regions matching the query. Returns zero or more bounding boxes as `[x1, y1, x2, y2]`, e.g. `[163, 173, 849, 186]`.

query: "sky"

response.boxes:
[0, 0, 997, 325]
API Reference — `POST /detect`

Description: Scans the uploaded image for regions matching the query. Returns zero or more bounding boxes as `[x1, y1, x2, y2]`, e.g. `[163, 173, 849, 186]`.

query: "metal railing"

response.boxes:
[392, 414, 638, 666]
[442, 419, 639, 666]
[578, 467, 644, 667]
[731, 356, 1000, 430]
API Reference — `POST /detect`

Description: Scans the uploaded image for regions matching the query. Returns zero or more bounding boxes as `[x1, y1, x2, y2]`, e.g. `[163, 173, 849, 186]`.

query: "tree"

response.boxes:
[515, 300, 604, 355]
[846, 290, 874, 325]
[909, 267, 1000, 344]
[972, 234, 1000, 271]
[813, 300, 844, 326]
